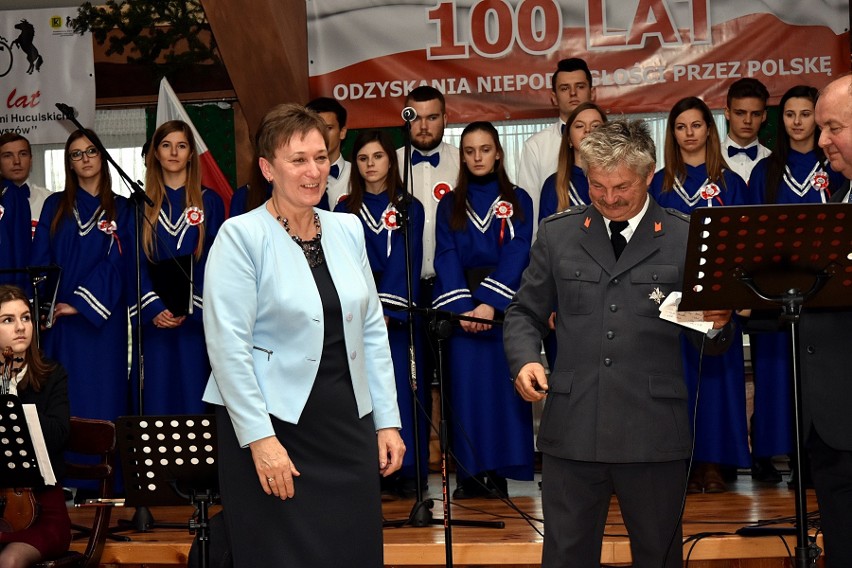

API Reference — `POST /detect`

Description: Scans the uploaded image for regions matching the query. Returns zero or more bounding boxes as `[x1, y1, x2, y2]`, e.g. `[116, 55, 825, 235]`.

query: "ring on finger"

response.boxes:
[267, 477, 275, 483]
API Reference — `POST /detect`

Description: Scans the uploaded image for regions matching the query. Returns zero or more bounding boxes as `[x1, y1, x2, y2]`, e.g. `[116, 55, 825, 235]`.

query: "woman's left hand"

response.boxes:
[377, 428, 405, 477]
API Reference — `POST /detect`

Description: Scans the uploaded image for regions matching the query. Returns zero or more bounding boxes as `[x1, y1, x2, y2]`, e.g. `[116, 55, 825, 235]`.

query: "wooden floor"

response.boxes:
[69, 472, 827, 567]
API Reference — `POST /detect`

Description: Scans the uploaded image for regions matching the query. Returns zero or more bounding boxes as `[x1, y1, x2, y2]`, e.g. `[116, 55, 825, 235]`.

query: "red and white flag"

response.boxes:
[156, 78, 233, 213]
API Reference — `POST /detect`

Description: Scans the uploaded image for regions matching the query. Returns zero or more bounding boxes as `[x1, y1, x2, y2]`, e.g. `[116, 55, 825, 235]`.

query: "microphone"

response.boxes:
[55, 103, 76, 118]
[401, 107, 417, 122]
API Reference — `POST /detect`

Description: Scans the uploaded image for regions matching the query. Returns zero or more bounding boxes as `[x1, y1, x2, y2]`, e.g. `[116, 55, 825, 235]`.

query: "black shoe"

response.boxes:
[484, 472, 508, 499]
[397, 477, 427, 499]
[452, 476, 489, 500]
[751, 458, 783, 483]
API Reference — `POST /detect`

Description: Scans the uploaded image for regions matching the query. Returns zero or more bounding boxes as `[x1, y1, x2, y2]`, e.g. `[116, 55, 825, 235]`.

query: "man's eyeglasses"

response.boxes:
[69, 147, 99, 161]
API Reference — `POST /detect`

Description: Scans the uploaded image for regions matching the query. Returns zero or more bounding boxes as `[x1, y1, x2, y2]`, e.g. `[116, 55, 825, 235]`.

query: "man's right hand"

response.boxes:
[514, 362, 549, 402]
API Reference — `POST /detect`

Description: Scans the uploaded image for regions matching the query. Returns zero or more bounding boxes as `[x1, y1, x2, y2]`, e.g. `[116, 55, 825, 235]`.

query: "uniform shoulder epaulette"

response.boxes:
[663, 207, 690, 223]
[543, 204, 589, 224]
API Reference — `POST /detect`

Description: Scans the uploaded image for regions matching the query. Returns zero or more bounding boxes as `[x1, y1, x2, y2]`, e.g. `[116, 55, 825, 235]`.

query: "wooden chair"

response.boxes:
[34, 417, 116, 568]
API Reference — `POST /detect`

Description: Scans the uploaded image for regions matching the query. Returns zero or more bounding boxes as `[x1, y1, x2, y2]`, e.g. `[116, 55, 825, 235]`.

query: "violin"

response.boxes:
[0, 489, 39, 532]
[0, 347, 40, 533]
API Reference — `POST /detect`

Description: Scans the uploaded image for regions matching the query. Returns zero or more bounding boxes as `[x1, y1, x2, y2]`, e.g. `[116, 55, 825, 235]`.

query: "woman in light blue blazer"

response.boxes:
[202, 103, 404, 567]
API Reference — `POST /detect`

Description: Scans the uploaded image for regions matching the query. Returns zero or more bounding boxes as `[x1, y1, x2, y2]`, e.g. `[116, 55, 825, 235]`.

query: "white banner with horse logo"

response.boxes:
[0, 8, 94, 144]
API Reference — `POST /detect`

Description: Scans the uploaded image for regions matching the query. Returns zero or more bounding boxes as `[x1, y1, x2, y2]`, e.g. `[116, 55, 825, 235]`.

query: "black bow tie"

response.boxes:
[329, 164, 340, 179]
[412, 150, 440, 168]
[727, 145, 758, 160]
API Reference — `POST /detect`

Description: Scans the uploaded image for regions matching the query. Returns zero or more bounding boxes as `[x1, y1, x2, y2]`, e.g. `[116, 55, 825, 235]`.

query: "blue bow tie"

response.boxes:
[727, 145, 758, 160]
[412, 150, 440, 168]
[329, 164, 340, 179]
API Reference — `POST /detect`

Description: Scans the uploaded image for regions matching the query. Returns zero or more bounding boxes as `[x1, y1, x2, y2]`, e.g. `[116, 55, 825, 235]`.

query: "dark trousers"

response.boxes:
[541, 455, 686, 568]
[808, 427, 852, 568]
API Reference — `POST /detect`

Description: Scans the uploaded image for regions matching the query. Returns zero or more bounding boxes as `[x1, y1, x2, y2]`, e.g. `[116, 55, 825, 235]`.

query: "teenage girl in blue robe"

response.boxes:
[129, 120, 224, 415]
[649, 97, 752, 492]
[746, 86, 846, 477]
[335, 130, 428, 493]
[31, 129, 128, 424]
[433, 121, 534, 499]
[538, 102, 607, 221]
[0, 178, 32, 290]
[538, 103, 608, 372]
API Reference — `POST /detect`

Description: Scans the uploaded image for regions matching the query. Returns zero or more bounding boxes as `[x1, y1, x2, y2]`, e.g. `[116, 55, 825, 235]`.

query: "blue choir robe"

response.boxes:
[649, 164, 751, 467]
[433, 174, 535, 481]
[128, 186, 224, 415]
[228, 183, 272, 218]
[31, 190, 129, 423]
[0, 180, 33, 289]
[335, 191, 428, 477]
[538, 165, 590, 222]
[745, 152, 846, 458]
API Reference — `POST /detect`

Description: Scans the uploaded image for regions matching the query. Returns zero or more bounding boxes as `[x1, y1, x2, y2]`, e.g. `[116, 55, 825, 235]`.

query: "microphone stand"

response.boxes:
[56, 103, 181, 534]
[382, 114, 502, 568]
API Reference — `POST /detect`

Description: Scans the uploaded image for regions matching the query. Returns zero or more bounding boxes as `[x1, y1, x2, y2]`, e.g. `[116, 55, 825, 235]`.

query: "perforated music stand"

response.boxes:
[0, 395, 46, 531]
[681, 203, 852, 568]
[116, 415, 219, 568]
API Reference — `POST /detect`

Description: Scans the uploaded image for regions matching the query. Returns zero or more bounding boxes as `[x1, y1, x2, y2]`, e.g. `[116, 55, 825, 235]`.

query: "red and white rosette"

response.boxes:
[494, 200, 514, 246]
[494, 200, 513, 219]
[699, 183, 723, 205]
[186, 206, 205, 226]
[0, 204, 4, 222]
[812, 171, 829, 192]
[432, 182, 451, 202]
[382, 206, 400, 257]
[97, 219, 122, 254]
[382, 207, 399, 231]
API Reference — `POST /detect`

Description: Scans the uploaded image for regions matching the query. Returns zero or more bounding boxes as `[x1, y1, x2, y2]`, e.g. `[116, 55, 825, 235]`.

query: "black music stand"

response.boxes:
[680, 203, 852, 568]
[0, 395, 48, 531]
[116, 415, 220, 568]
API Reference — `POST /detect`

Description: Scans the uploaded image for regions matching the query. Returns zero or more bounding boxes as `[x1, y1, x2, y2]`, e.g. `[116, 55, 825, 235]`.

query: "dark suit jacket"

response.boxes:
[17, 363, 70, 481]
[504, 199, 732, 463]
[796, 178, 852, 450]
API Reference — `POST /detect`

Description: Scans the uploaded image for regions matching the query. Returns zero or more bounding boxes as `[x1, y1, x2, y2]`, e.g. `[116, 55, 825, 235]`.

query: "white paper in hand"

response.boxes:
[658, 291, 714, 334]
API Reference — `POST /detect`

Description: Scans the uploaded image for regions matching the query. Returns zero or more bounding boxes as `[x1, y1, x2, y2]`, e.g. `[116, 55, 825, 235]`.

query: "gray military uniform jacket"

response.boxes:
[504, 198, 732, 463]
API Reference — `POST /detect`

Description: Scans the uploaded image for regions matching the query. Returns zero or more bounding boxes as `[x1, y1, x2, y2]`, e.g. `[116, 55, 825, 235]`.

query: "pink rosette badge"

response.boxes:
[186, 206, 205, 226]
[812, 172, 829, 191]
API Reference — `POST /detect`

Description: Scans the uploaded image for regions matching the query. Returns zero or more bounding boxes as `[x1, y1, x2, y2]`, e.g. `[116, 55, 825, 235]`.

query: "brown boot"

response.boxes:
[702, 463, 727, 493]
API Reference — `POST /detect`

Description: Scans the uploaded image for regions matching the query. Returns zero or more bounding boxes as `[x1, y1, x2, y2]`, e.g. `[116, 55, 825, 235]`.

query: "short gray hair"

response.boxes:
[578, 119, 656, 177]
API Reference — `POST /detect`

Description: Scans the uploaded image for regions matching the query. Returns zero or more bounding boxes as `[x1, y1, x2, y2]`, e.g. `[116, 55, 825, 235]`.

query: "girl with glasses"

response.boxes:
[31, 128, 128, 427]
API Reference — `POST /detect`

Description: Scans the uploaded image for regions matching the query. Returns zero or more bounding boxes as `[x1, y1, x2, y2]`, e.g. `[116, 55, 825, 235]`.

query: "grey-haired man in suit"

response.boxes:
[504, 119, 733, 567]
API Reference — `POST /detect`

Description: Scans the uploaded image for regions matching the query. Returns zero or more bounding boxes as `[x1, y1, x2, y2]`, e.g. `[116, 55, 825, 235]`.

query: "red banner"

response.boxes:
[308, 1, 850, 128]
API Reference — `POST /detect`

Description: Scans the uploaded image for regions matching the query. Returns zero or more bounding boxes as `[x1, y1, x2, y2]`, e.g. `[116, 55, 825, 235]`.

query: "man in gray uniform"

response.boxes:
[504, 119, 733, 567]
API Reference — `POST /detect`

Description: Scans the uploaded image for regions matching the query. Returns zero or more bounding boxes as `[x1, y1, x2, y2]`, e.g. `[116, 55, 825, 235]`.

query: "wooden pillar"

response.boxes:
[201, 0, 310, 140]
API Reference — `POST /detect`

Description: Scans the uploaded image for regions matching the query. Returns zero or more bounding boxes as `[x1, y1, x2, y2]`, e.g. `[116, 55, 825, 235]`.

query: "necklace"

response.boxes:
[272, 200, 325, 267]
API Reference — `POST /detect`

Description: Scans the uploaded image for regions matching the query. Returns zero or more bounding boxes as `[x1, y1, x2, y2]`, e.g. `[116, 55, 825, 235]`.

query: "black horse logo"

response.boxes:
[12, 20, 44, 75]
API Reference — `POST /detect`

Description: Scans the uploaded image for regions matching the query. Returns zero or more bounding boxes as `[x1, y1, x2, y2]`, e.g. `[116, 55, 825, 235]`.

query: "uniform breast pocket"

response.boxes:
[558, 261, 602, 315]
[629, 264, 679, 317]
